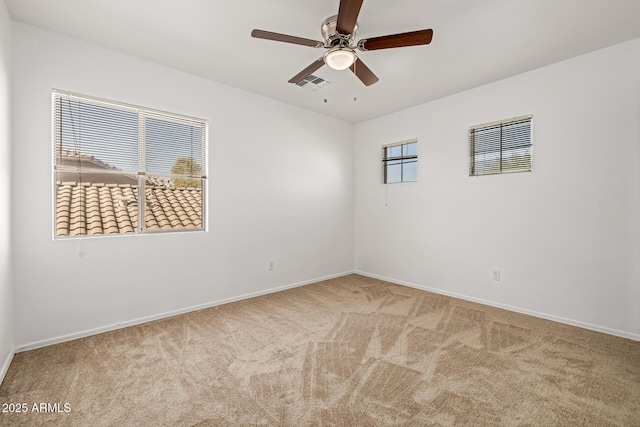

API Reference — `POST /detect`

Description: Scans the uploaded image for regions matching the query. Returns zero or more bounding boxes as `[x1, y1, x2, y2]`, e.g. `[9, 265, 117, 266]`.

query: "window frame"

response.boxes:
[382, 139, 418, 184]
[52, 89, 208, 239]
[468, 115, 532, 177]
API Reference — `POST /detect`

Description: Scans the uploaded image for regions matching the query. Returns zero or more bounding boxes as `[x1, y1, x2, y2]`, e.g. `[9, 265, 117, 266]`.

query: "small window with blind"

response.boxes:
[469, 115, 532, 176]
[382, 139, 418, 184]
[53, 90, 207, 238]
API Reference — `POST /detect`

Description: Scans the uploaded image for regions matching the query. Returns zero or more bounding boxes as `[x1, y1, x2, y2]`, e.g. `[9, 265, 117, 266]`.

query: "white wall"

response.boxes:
[0, 0, 14, 381]
[12, 23, 354, 349]
[355, 38, 640, 340]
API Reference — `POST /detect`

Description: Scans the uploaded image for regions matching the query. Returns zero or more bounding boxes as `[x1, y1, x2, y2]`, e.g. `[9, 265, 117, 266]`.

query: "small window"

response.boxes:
[382, 139, 417, 183]
[53, 90, 207, 238]
[469, 116, 532, 176]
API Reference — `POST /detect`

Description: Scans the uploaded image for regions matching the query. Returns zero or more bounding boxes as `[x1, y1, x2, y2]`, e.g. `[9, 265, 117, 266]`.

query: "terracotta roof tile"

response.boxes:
[55, 182, 202, 237]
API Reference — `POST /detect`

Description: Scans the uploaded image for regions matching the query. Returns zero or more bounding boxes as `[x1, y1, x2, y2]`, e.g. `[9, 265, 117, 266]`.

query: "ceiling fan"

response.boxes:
[251, 0, 433, 86]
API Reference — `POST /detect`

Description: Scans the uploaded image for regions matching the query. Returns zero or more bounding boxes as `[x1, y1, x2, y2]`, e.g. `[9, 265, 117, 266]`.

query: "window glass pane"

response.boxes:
[403, 160, 418, 182]
[54, 97, 138, 172]
[475, 153, 500, 175]
[502, 147, 531, 172]
[387, 145, 402, 158]
[403, 142, 417, 156]
[55, 172, 139, 237]
[473, 126, 501, 154]
[502, 120, 531, 150]
[145, 177, 204, 231]
[386, 162, 402, 183]
[145, 115, 204, 177]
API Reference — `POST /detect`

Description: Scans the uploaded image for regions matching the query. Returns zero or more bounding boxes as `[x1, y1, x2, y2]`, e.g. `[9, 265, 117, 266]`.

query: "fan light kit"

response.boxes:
[324, 47, 356, 70]
[251, 0, 433, 86]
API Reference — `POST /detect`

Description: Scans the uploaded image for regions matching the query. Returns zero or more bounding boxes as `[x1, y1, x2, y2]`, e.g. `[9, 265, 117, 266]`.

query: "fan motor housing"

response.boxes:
[321, 15, 358, 47]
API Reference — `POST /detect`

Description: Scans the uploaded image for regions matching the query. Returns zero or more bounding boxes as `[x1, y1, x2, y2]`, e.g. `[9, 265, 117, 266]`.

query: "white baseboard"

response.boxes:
[0, 346, 14, 386]
[355, 270, 640, 342]
[16, 270, 356, 353]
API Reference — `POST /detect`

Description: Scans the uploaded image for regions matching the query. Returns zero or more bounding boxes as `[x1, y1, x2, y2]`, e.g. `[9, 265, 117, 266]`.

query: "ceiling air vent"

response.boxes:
[295, 75, 331, 90]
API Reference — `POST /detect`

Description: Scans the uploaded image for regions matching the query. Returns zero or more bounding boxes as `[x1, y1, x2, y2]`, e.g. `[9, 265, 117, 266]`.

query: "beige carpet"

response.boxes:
[1, 274, 639, 426]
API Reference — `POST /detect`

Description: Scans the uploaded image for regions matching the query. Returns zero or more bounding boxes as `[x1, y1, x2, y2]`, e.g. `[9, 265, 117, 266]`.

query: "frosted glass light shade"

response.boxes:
[324, 48, 356, 70]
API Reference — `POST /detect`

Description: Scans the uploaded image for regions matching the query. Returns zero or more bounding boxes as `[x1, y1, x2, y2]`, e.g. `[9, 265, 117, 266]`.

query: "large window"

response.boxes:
[469, 115, 532, 176]
[53, 90, 207, 238]
[382, 139, 418, 184]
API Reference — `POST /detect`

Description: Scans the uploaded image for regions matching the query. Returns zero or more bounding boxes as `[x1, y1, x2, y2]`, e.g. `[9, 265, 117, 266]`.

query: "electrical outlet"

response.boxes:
[492, 269, 501, 282]
[268, 261, 275, 271]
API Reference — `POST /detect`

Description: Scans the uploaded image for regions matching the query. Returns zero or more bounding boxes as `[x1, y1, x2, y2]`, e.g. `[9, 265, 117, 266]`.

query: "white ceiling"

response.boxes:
[6, 0, 640, 123]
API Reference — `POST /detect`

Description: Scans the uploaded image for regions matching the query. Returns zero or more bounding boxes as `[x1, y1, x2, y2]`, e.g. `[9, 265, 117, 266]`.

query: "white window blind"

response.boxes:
[469, 116, 532, 176]
[53, 90, 207, 237]
[382, 139, 418, 183]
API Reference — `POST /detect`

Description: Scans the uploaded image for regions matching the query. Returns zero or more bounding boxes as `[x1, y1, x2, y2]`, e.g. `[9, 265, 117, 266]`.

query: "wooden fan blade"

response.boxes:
[288, 58, 325, 84]
[336, 0, 364, 35]
[349, 58, 379, 86]
[251, 29, 323, 48]
[359, 29, 433, 51]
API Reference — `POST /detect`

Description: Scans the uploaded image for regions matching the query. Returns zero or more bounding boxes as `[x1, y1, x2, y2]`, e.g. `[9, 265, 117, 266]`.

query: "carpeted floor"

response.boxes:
[1, 274, 639, 426]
